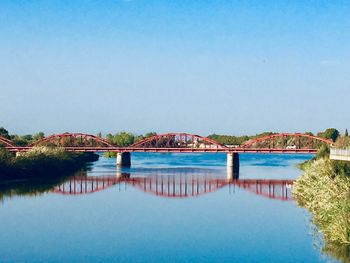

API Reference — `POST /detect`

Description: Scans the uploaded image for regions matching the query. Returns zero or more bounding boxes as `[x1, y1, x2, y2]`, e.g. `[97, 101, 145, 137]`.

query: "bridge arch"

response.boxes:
[30, 132, 114, 147]
[131, 133, 226, 149]
[242, 133, 333, 149]
[0, 136, 15, 147]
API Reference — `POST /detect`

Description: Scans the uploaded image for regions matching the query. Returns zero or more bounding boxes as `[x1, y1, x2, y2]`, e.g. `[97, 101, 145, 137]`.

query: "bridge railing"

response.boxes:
[330, 148, 350, 161]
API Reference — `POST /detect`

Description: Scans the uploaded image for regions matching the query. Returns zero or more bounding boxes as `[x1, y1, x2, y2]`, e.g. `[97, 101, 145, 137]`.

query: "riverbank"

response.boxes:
[293, 158, 350, 261]
[0, 146, 98, 180]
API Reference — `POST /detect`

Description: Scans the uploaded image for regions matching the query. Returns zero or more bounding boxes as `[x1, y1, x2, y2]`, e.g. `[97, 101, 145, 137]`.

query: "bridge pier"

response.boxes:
[227, 153, 239, 179]
[116, 152, 131, 168]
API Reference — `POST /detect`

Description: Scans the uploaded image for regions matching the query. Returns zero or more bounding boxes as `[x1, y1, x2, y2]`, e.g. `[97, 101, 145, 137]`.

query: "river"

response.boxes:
[0, 153, 337, 262]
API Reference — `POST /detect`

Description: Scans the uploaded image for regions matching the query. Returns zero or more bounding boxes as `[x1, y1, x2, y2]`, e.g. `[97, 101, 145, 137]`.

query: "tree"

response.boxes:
[0, 127, 10, 139]
[345, 129, 349, 137]
[106, 133, 114, 144]
[33, 132, 45, 141]
[11, 135, 29, 146]
[113, 132, 135, 146]
[318, 128, 340, 142]
[144, 132, 157, 138]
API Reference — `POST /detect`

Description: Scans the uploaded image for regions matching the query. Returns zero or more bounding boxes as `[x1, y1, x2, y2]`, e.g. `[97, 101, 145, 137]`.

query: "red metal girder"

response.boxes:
[5, 146, 318, 154]
[29, 132, 114, 147]
[242, 133, 333, 148]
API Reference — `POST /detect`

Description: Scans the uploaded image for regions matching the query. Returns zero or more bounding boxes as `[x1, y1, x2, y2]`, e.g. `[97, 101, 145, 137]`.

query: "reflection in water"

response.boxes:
[312, 225, 350, 263]
[52, 173, 294, 201]
[0, 174, 71, 203]
[0, 171, 294, 202]
[1, 152, 345, 262]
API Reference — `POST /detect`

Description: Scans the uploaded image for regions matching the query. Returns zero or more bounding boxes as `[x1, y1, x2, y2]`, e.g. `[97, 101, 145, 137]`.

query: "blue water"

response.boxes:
[0, 153, 335, 262]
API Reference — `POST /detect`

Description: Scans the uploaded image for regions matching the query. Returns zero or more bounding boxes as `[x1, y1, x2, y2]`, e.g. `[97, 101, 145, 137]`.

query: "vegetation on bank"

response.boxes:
[0, 127, 45, 146]
[293, 132, 350, 262]
[0, 146, 98, 180]
[293, 159, 350, 262]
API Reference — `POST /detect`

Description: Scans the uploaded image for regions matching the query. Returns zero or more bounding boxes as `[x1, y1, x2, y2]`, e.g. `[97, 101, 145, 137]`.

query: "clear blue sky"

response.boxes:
[0, 0, 349, 136]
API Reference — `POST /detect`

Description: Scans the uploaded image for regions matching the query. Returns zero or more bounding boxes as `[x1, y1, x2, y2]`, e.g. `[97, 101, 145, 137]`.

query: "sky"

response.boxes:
[0, 0, 349, 136]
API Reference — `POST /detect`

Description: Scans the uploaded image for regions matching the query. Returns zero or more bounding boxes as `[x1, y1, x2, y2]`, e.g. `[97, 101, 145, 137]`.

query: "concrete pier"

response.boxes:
[227, 153, 239, 179]
[116, 152, 131, 167]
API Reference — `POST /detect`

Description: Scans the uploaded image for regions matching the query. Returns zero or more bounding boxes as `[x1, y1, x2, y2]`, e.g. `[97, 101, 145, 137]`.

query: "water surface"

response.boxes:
[0, 153, 335, 262]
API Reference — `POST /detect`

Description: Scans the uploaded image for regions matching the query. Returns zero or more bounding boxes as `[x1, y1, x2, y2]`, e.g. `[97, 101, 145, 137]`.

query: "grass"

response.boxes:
[293, 158, 350, 262]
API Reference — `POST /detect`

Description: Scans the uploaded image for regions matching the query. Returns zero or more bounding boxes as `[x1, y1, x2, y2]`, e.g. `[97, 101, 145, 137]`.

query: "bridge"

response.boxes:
[330, 148, 350, 162]
[52, 175, 295, 201]
[1, 132, 332, 175]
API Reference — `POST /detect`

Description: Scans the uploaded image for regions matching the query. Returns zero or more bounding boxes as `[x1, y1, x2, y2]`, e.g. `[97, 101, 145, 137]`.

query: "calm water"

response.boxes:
[0, 153, 336, 262]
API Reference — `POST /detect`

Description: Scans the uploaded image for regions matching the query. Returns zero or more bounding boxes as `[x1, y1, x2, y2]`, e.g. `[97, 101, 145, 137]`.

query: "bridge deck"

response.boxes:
[5, 146, 317, 154]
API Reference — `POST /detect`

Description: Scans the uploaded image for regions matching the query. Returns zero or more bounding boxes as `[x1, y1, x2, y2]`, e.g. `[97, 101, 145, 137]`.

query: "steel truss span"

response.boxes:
[0, 136, 16, 147]
[29, 132, 114, 147]
[131, 133, 226, 149]
[2, 132, 333, 154]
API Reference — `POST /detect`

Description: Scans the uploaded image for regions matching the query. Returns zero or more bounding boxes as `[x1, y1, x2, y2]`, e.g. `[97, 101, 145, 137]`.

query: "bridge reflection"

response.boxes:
[53, 174, 294, 201]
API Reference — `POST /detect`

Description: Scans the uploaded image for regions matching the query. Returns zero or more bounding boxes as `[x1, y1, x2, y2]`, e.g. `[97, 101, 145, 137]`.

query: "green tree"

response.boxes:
[319, 128, 340, 142]
[145, 132, 157, 138]
[33, 132, 45, 141]
[345, 129, 349, 137]
[11, 135, 29, 146]
[113, 132, 135, 146]
[106, 133, 114, 144]
[0, 127, 10, 139]
[207, 134, 251, 145]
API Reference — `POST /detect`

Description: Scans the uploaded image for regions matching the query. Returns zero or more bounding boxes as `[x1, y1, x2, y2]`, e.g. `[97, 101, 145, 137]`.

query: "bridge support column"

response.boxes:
[227, 153, 239, 179]
[116, 152, 131, 168]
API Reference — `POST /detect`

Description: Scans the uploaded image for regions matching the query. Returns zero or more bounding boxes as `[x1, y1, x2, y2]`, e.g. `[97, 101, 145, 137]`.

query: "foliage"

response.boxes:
[0, 146, 98, 179]
[0, 127, 10, 139]
[106, 132, 135, 146]
[316, 144, 330, 159]
[207, 134, 250, 145]
[335, 136, 350, 149]
[145, 132, 157, 138]
[33, 132, 45, 141]
[345, 129, 349, 137]
[293, 159, 350, 262]
[299, 144, 330, 170]
[318, 128, 340, 142]
[134, 132, 157, 143]
[104, 152, 118, 158]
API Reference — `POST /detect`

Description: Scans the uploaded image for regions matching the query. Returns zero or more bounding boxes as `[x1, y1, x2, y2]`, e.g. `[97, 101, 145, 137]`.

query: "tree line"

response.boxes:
[0, 127, 347, 148]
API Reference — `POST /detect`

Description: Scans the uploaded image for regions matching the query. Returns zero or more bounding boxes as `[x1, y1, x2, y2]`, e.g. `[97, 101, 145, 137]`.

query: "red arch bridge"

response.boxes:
[1, 132, 332, 175]
[52, 175, 295, 201]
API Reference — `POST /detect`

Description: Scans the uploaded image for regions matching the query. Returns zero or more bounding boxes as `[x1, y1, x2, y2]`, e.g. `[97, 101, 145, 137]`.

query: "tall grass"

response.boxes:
[293, 158, 350, 261]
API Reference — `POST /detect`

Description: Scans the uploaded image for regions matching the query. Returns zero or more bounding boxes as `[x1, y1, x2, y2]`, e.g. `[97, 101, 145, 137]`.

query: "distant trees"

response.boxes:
[318, 128, 340, 142]
[106, 132, 135, 146]
[0, 127, 10, 139]
[0, 128, 45, 146]
[33, 132, 45, 141]
[145, 132, 157, 138]
[134, 132, 157, 143]
[207, 134, 250, 145]
[0, 127, 346, 149]
[334, 136, 350, 148]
